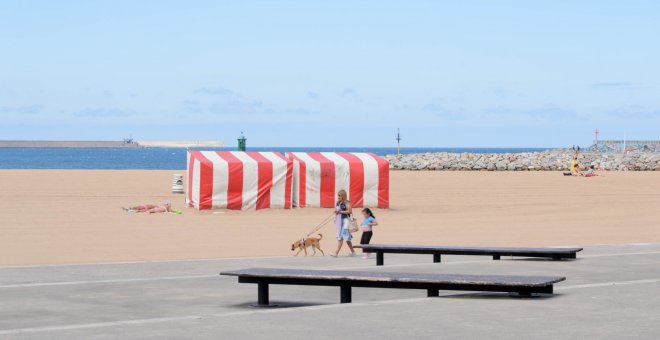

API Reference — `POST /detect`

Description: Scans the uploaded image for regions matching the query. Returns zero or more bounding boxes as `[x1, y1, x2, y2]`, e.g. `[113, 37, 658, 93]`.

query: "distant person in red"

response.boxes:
[123, 203, 171, 213]
[584, 165, 598, 177]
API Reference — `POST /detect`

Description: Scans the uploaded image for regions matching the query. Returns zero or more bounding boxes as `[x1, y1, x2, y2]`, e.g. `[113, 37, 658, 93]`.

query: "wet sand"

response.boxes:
[1, 170, 658, 266]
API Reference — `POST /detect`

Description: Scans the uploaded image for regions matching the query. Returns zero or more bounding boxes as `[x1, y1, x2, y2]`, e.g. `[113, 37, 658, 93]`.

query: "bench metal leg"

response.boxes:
[427, 288, 439, 297]
[252, 282, 273, 307]
[376, 252, 384, 266]
[433, 253, 441, 263]
[340, 285, 352, 303]
[493, 255, 501, 260]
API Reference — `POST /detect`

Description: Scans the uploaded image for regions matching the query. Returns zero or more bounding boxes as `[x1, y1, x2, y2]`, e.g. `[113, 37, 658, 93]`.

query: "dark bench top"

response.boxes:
[354, 244, 583, 254]
[221, 268, 565, 287]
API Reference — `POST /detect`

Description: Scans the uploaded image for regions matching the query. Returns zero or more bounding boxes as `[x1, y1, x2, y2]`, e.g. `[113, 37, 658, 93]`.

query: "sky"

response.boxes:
[0, 0, 659, 147]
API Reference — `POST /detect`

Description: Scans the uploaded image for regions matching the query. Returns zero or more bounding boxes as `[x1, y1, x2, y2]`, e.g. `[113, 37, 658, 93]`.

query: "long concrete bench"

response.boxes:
[220, 268, 565, 306]
[354, 244, 583, 266]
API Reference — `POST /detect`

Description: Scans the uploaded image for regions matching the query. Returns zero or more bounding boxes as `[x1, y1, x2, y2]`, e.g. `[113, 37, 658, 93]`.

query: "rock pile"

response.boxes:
[385, 149, 659, 171]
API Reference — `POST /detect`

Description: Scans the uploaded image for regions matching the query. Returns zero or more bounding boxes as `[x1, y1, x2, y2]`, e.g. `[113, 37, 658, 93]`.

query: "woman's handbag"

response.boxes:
[348, 216, 359, 233]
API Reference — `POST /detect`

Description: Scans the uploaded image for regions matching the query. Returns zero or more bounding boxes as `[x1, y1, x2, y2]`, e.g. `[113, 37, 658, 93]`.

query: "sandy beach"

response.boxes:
[1, 170, 658, 266]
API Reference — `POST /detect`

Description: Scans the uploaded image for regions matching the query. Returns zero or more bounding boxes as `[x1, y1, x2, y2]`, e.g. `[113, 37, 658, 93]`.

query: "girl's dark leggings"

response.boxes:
[360, 231, 373, 245]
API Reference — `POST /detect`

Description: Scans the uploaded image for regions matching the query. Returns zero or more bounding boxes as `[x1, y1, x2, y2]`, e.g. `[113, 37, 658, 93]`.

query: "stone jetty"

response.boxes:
[385, 149, 659, 171]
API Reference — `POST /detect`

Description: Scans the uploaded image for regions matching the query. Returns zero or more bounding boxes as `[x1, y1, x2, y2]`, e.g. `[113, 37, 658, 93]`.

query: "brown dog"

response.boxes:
[291, 234, 325, 256]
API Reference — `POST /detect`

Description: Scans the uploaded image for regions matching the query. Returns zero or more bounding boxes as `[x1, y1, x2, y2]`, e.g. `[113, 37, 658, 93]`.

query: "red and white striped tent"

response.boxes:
[186, 151, 293, 210]
[286, 152, 389, 209]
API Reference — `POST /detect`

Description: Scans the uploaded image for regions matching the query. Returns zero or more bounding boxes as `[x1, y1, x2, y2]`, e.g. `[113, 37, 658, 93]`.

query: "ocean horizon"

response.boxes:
[0, 147, 555, 170]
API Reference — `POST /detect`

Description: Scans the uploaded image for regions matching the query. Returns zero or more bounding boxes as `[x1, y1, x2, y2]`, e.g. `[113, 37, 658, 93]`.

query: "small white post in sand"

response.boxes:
[172, 174, 184, 194]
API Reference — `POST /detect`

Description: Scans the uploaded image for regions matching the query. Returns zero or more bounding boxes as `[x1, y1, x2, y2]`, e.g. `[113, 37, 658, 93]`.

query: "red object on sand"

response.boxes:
[286, 152, 389, 209]
[187, 151, 293, 210]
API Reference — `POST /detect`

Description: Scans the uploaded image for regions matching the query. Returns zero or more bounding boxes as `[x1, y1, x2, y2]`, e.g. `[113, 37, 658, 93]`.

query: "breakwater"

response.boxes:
[385, 149, 659, 171]
[0, 140, 226, 148]
[0, 140, 139, 148]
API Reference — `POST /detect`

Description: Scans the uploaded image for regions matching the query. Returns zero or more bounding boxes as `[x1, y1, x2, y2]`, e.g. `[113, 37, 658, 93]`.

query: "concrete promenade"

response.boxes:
[1, 243, 660, 339]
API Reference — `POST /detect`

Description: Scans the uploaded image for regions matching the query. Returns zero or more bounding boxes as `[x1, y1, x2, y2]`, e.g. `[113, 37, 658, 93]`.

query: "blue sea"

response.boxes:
[0, 147, 553, 170]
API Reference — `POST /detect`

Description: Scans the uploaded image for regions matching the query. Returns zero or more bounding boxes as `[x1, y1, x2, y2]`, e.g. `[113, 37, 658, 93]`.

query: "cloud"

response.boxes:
[194, 86, 233, 96]
[209, 100, 313, 116]
[591, 82, 635, 89]
[189, 86, 314, 116]
[208, 98, 264, 115]
[483, 104, 577, 122]
[606, 105, 660, 120]
[492, 87, 509, 100]
[521, 105, 577, 120]
[0, 104, 44, 114]
[72, 107, 135, 117]
[181, 100, 203, 113]
[265, 107, 313, 115]
[307, 91, 319, 99]
[341, 88, 357, 97]
[421, 103, 466, 121]
[207, 99, 313, 116]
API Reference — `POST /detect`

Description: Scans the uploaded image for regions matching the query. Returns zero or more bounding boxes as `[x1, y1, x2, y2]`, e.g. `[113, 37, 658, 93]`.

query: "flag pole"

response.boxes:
[396, 128, 402, 157]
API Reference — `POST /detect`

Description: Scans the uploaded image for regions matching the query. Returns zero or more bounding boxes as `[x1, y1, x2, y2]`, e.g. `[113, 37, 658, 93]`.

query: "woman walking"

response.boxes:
[331, 189, 356, 257]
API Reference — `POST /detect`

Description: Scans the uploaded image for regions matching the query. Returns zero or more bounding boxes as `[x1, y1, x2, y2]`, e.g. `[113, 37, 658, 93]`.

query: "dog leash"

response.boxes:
[304, 212, 335, 238]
